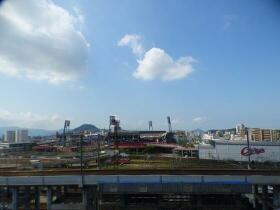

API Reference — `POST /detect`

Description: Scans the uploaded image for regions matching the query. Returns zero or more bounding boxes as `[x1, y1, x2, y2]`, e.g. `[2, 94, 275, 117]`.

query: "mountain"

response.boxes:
[72, 124, 100, 134]
[192, 129, 204, 134]
[0, 127, 19, 137]
[28, 129, 57, 136]
[207, 128, 236, 134]
[187, 129, 204, 136]
[0, 127, 56, 137]
[0, 124, 100, 137]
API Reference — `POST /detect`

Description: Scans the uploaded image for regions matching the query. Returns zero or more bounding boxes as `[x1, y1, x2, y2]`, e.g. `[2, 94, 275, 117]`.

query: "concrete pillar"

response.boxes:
[196, 195, 202, 208]
[24, 186, 31, 210]
[4, 187, 9, 210]
[0, 187, 3, 210]
[83, 186, 97, 210]
[82, 187, 88, 208]
[252, 185, 258, 208]
[120, 194, 126, 207]
[253, 185, 258, 194]
[91, 186, 98, 210]
[11, 187, 18, 210]
[235, 195, 242, 208]
[273, 185, 280, 210]
[34, 187, 40, 210]
[47, 186, 52, 210]
[64, 185, 69, 195]
[56, 186, 62, 200]
[262, 185, 268, 210]
[94, 187, 99, 210]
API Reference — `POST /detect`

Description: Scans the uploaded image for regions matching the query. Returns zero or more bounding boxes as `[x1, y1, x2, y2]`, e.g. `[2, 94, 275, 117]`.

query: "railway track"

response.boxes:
[1, 168, 280, 176]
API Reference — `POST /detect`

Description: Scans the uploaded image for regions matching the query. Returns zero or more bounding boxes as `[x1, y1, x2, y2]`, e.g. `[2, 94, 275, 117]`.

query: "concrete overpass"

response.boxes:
[0, 170, 280, 210]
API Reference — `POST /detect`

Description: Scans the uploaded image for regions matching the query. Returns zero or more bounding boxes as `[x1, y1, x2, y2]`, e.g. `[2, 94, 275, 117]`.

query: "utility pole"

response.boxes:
[97, 134, 100, 169]
[80, 134, 84, 186]
[246, 128, 251, 169]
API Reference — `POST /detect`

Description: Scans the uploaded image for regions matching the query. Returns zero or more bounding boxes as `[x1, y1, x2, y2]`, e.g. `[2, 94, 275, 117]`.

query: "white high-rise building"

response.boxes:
[236, 123, 245, 135]
[15, 129, 29, 142]
[5, 130, 16, 143]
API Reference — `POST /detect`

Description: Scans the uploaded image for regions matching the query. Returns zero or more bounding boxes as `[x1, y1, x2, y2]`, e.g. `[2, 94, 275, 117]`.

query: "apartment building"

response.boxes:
[249, 128, 280, 141]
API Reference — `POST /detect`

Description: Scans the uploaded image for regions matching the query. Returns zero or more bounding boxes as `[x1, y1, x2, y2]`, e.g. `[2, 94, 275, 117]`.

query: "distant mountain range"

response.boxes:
[191, 129, 204, 134]
[72, 124, 100, 134]
[207, 128, 236, 134]
[0, 127, 57, 137]
[0, 124, 100, 137]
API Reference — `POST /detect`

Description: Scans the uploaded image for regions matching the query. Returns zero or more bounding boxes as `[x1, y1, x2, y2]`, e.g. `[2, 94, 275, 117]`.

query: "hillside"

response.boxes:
[72, 124, 100, 133]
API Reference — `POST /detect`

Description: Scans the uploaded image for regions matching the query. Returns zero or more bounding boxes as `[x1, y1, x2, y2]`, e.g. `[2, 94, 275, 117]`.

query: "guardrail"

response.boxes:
[0, 174, 280, 186]
[1, 168, 280, 176]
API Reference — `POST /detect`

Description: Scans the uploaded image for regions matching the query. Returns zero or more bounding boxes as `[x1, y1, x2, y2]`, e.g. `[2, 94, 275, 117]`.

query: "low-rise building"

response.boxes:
[174, 130, 188, 142]
[199, 139, 280, 162]
[236, 123, 246, 137]
[202, 133, 214, 140]
[249, 128, 280, 141]
[0, 142, 34, 152]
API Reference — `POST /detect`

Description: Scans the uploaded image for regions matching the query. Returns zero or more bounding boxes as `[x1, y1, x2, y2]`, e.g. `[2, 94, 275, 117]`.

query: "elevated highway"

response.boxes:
[1, 169, 280, 210]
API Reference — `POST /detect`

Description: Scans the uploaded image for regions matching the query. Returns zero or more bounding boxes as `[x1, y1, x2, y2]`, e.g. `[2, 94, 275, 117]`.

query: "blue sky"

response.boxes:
[0, 0, 280, 130]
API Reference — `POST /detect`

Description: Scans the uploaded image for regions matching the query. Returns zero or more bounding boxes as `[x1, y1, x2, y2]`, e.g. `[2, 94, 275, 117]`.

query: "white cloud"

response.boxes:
[134, 48, 195, 81]
[224, 15, 237, 29]
[73, 6, 84, 24]
[192, 117, 207, 123]
[0, 109, 63, 129]
[0, 0, 89, 84]
[118, 34, 196, 81]
[118, 34, 144, 56]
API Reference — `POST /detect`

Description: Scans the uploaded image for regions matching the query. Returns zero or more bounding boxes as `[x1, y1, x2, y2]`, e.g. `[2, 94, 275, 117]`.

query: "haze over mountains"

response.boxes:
[72, 124, 100, 134]
[0, 124, 100, 137]
[0, 124, 206, 137]
[0, 126, 57, 137]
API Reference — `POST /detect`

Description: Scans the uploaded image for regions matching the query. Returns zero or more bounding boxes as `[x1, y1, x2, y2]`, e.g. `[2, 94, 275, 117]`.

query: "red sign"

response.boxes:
[241, 147, 265, 156]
